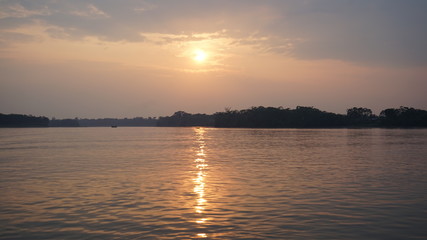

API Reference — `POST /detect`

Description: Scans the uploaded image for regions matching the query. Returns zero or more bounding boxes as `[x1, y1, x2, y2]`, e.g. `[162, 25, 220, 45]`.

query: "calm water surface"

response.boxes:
[0, 127, 426, 239]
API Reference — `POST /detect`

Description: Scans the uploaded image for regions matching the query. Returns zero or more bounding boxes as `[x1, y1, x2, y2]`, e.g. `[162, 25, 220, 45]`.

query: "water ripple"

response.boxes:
[0, 128, 426, 239]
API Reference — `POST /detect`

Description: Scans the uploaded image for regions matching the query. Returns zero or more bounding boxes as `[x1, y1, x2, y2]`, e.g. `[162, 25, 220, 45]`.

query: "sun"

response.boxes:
[193, 49, 207, 63]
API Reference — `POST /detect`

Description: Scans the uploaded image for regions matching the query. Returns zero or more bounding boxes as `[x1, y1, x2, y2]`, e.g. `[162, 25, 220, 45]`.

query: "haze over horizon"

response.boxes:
[1, 0, 426, 119]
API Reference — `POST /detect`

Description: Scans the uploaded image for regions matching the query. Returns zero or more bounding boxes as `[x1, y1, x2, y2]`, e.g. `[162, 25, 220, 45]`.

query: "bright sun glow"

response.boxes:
[193, 49, 207, 63]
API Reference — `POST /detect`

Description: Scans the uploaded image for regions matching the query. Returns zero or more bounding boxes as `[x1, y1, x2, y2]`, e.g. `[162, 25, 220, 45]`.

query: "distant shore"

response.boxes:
[2, 106, 427, 128]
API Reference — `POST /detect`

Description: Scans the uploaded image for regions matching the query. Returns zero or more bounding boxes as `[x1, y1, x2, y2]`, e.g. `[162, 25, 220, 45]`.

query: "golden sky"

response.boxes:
[1, 0, 426, 118]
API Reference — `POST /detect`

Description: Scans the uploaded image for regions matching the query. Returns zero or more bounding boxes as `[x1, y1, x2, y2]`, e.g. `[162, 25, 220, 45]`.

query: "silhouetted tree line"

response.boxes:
[49, 118, 80, 127]
[379, 107, 427, 127]
[214, 106, 347, 128]
[157, 111, 214, 127]
[78, 117, 157, 127]
[1, 106, 426, 128]
[212, 106, 427, 128]
[0, 113, 49, 127]
[346, 107, 377, 127]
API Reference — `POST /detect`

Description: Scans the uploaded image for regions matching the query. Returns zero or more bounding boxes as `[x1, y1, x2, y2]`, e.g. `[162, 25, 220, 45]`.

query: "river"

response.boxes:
[1, 127, 426, 239]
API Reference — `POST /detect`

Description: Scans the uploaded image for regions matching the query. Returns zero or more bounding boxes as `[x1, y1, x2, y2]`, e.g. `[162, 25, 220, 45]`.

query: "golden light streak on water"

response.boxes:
[196, 218, 208, 224]
[197, 233, 208, 238]
[193, 127, 209, 238]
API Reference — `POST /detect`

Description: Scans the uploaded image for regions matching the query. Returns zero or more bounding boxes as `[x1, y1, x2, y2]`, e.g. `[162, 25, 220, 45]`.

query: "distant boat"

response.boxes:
[111, 125, 118, 128]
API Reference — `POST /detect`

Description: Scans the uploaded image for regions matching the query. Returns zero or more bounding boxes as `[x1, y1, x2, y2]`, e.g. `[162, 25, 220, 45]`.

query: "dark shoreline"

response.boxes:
[2, 106, 427, 128]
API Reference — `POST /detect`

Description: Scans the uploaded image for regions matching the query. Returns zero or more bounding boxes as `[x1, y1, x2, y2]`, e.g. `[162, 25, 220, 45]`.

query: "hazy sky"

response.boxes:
[1, 0, 426, 118]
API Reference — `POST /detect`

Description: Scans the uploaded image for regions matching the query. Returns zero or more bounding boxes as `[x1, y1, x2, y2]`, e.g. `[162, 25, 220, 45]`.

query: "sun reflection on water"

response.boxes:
[197, 233, 208, 238]
[193, 128, 209, 238]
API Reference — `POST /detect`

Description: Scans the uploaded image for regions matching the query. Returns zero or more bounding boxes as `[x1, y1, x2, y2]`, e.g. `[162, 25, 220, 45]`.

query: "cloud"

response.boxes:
[70, 4, 110, 19]
[279, 0, 427, 66]
[0, 0, 426, 66]
[229, 32, 298, 55]
[0, 2, 51, 19]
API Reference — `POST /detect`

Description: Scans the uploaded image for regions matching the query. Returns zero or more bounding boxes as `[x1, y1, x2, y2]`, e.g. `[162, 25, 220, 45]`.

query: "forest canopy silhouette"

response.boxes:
[1, 106, 427, 128]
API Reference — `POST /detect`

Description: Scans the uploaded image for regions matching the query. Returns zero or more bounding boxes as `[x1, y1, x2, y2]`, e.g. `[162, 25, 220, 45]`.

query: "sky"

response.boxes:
[1, 0, 426, 118]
